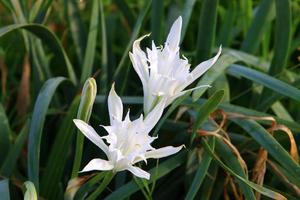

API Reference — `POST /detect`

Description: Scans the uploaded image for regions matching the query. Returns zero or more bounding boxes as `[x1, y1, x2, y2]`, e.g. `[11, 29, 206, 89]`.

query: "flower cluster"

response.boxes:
[73, 16, 221, 180]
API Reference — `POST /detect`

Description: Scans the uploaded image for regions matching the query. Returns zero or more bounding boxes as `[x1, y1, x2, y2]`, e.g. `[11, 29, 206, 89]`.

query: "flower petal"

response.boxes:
[132, 145, 184, 164]
[144, 145, 184, 160]
[130, 34, 150, 85]
[189, 46, 222, 85]
[126, 165, 150, 180]
[166, 16, 182, 51]
[166, 85, 211, 106]
[73, 119, 109, 156]
[108, 84, 123, 124]
[80, 158, 113, 173]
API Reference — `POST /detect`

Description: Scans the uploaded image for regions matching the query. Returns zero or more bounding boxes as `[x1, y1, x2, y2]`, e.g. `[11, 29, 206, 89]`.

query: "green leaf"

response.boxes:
[193, 53, 238, 101]
[269, 0, 291, 75]
[227, 64, 300, 102]
[232, 119, 300, 187]
[80, 0, 99, 83]
[113, 0, 151, 80]
[151, 0, 163, 43]
[1, 122, 29, 177]
[27, 77, 66, 193]
[0, 24, 77, 84]
[181, 0, 197, 42]
[104, 151, 187, 200]
[241, 0, 274, 53]
[40, 96, 80, 199]
[24, 181, 38, 200]
[185, 138, 215, 200]
[191, 90, 224, 141]
[202, 139, 286, 200]
[259, 0, 292, 109]
[99, 0, 108, 93]
[66, 0, 87, 65]
[195, 0, 218, 62]
[0, 179, 10, 200]
[0, 104, 12, 165]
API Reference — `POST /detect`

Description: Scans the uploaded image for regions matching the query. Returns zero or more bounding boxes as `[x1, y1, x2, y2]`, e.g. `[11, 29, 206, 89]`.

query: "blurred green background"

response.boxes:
[0, 0, 300, 199]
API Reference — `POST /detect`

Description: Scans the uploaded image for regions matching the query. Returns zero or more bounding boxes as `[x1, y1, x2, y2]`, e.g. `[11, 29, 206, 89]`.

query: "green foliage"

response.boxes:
[0, 0, 300, 199]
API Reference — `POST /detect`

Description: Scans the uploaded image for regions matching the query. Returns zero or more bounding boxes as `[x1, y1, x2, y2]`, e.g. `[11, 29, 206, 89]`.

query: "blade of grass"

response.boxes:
[195, 0, 218, 62]
[180, 0, 197, 43]
[100, 0, 108, 93]
[151, 0, 163, 43]
[241, 0, 274, 53]
[193, 53, 239, 101]
[113, 0, 151, 80]
[40, 96, 80, 199]
[232, 119, 300, 187]
[226, 64, 300, 102]
[0, 24, 77, 84]
[27, 77, 66, 193]
[1, 121, 29, 177]
[202, 139, 286, 200]
[66, 0, 87, 65]
[80, 0, 99, 83]
[259, 0, 292, 109]
[185, 137, 215, 200]
[0, 103, 12, 165]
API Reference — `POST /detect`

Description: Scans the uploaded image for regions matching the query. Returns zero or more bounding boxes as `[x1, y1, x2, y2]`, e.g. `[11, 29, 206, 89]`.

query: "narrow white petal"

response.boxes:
[166, 16, 182, 50]
[144, 145, 184, 160]
[80, 158, 113, 173]
[144, 98, 166, 132]
[108, 84, 123, 124]
[166, 85, 211, 106]
[189, 46, 222, 84]
[73, 119, 109, 156]
[126, 165, 150, 180]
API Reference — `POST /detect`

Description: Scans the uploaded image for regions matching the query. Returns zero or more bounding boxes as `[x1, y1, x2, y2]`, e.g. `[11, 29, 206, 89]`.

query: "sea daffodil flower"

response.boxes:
[129, 16, 221, 114]
[73, 84, 183, 180]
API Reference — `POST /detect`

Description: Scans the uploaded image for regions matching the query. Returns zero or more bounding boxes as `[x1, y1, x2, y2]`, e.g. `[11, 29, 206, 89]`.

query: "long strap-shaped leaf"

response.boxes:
[28, 77, 66, 193]
[0, 179, 10, 200]
[232, 119, 300, 187]
[0, 24, 77, 84]
[80, 0, 99, 83]
[195, 0, 218, 62]
[202, 139, 287, 200]
[259, 0, 292, 109]
[227, 64, 300, 102]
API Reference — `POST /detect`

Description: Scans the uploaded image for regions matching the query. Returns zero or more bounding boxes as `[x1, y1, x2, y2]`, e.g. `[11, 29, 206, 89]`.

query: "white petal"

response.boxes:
[189, 46, 222, 85]
[80, 158, 113, 173]
[73, 119, 109, 156]
[108, 84, 123, 124]
[166, 16, 182, 51]
[143, 98, 166, 133]
[166, 85, 211, 106]
[126, 165, 150, 180]
[144, 145, 184, 160]
[130, 34, 150, 84]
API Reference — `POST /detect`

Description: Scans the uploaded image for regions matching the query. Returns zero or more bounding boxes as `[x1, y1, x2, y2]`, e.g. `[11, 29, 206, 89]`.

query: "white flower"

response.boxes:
[73, 84, 183, 180]
[129, 16, 221, 114]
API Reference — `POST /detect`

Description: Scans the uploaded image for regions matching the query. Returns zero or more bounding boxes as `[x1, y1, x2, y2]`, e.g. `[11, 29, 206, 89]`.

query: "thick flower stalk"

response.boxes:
[73, 84, 183, 180]
[129, 16, 222, 114]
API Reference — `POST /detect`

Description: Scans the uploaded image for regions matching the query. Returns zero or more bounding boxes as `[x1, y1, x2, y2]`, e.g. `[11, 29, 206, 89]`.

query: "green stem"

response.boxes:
[87, 172, 115, 200]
